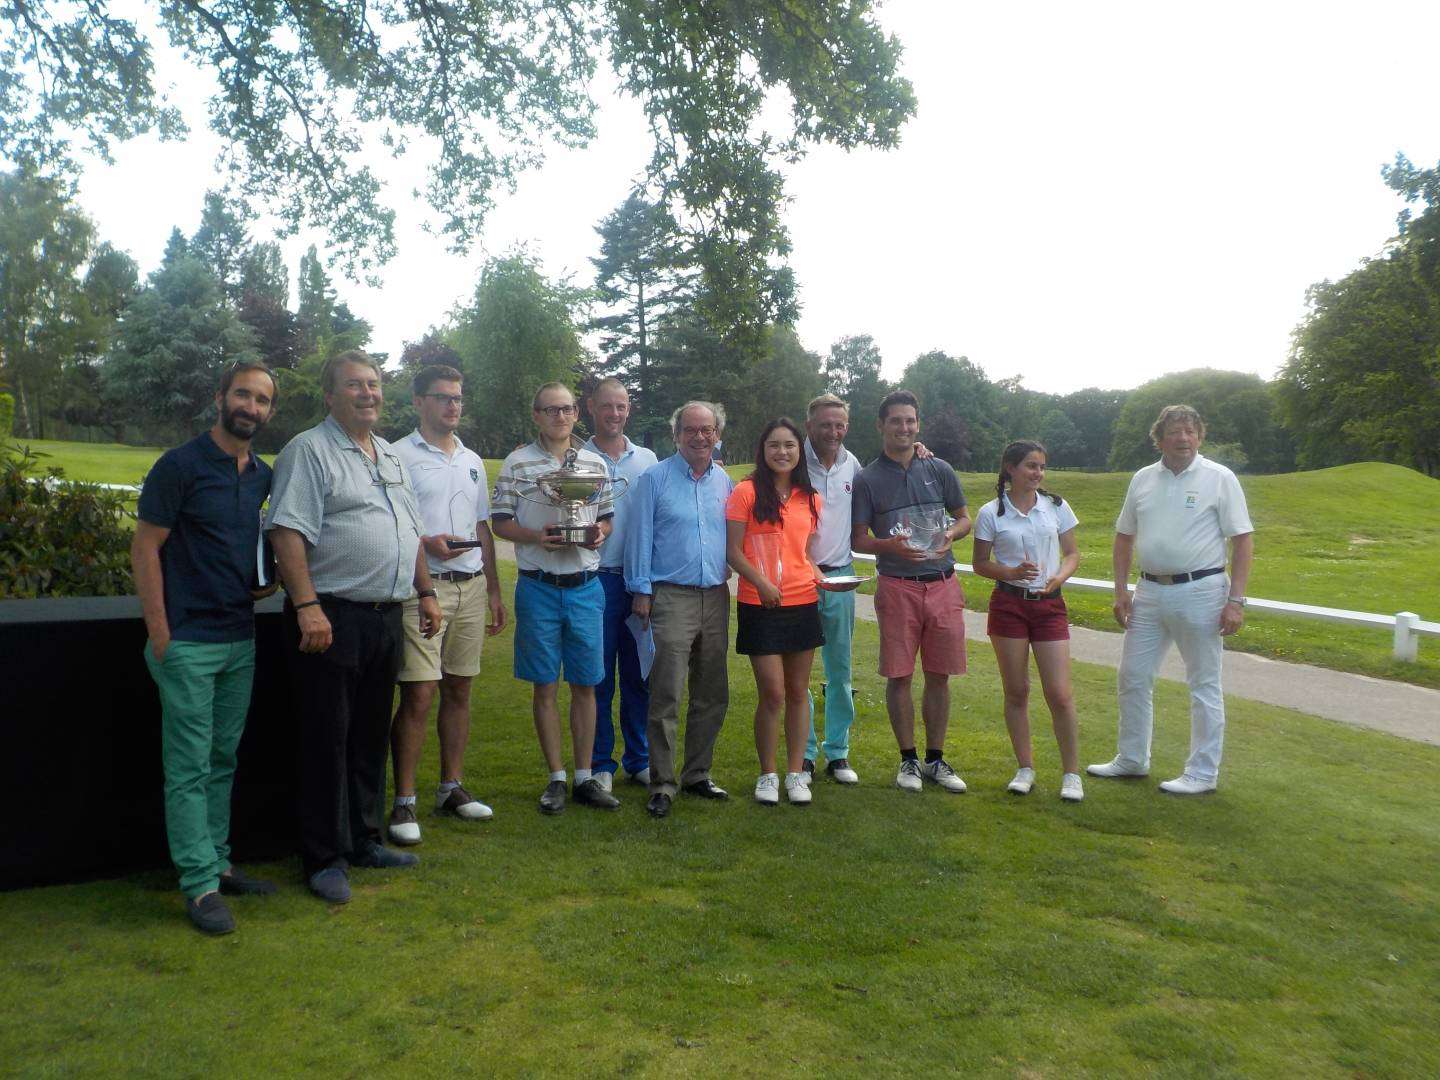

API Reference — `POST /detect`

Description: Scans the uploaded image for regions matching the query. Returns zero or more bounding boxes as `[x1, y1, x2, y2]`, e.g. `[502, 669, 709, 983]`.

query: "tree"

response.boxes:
[897, 350, 1004, 470]
[1058, 387, 1128, 469]
[239, 242, 290, 308]
[590, 191, 695, 424]
[0, 168, 93, 438]
[452, 253, 587, 456]
[189, 191, 252, 302]
[296, 245, 336, 355]
[1037, 408, 1087, 468]
[59, 242, 141, 432]
[720, 325, 824, 462]
[3, 1, 914, 332]
[1109, 368, 1294, 474]
[821, 334, 889, 463]
[99, 255, 259, 439]
[1277, 254, 1440, 476]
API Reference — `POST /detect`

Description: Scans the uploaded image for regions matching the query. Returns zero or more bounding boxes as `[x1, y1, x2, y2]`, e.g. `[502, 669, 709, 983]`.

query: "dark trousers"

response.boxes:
[592, 571, 650, 775]
[283, 597, 403, 875]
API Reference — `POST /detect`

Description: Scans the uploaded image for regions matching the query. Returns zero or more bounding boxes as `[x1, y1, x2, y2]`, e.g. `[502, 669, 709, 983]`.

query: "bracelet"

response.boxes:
[417, 589, 437, 599]
[293, 599, 322, 611]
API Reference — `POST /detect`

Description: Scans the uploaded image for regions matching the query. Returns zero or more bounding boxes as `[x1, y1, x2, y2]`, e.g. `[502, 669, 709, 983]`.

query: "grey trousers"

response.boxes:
[647, 583, 730, 795]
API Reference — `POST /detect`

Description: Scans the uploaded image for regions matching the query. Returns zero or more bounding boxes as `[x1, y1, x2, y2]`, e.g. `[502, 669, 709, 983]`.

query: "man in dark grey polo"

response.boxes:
[851, 389, 972, 796]
[266, 350, 443, 904]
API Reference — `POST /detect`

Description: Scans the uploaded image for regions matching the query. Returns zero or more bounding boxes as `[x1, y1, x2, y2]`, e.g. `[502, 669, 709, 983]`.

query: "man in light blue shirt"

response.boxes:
[582, 377, 659, 792]
[624, 401, 733, 818]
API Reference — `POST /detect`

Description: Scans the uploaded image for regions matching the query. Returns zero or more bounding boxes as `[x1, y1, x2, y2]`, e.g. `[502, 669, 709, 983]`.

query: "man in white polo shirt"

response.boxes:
[1089, 404, 1254, 795]
[388, 365, 507, 845]
[492, 382, 622, 815]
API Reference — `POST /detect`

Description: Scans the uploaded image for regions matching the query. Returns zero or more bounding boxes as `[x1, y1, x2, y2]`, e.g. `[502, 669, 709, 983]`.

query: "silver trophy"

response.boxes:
[515, 448, 629, 545]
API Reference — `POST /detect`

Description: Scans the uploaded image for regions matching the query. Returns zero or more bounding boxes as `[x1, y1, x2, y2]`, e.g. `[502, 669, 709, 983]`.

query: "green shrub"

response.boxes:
[0, 442, 134, 598]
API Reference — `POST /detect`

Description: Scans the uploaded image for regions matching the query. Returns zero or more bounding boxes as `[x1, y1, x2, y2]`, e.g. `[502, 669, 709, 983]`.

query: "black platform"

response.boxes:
[0, 595, 298, 890]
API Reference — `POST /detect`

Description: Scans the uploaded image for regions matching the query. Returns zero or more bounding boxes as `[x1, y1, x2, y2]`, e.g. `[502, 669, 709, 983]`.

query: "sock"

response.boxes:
[549, 770, 567, 783]
[438, 780, 460, 794]
[899, 747, 918, 761]
[394, 795, 417, 807]
[574, 768, 593, 785]
[925, 748, 943, 764]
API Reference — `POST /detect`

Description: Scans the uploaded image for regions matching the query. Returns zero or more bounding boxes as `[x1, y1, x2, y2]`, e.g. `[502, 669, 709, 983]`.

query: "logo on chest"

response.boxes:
[470, 467, 479, 483]
[1184, 491, 1198, 509]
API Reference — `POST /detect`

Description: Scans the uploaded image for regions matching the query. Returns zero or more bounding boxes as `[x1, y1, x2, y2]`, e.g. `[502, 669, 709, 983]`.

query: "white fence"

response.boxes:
[847, 553, 1440, 663]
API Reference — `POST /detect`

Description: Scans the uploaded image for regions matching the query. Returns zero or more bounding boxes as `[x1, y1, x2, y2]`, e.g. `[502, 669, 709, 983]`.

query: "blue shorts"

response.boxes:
[513, 574, 605, 686]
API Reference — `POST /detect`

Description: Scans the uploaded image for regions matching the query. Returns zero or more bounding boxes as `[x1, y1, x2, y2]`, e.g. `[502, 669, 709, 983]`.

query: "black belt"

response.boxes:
[996, 580, 1061, 601]
[817, 563, 849, 574]
[436, 570, 479, 582]
[655, 581, 723, 591]
[520, 568, 596, 589]
[888, 568, 955, 583]
[1141, 567, 1225, 585]
[311, 594, 401, 613]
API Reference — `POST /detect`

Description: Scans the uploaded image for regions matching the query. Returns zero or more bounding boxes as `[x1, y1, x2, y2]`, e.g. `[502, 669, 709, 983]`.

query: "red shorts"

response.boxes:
[874, 573, 967, 678]
[986, 588, 1070, 642]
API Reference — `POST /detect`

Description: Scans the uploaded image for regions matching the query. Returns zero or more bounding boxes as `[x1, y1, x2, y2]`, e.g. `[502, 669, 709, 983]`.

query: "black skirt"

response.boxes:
[736, 601, 825, 656]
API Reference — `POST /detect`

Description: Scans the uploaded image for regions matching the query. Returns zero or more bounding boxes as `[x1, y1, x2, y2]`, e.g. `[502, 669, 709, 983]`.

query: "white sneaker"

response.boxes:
[920, 757, 967, 793]
[825, 758, 859, 785]
[1060, 773, 1085, 802]
[895, 758, 923, 792]
[1159, 773, 1216, 796]
[784, 772, 812, 805]
[1007, 767, 1035, 795]
[625, 767, 650, 786]
[754, 773, 780, 805]
[1086, 757, 1149, 779]
[595, 771, 613, 793]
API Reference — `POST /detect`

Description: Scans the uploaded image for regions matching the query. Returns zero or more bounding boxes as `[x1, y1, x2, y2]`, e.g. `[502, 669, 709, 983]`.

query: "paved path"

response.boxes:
[492, 543, 1439, 746]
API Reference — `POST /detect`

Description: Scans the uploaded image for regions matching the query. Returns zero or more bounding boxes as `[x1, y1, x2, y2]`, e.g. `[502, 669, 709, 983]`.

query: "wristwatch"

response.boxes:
[1227, 596, 1246, 607]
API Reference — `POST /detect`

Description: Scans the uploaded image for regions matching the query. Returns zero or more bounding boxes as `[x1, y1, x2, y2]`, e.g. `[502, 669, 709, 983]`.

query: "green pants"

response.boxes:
[144, 638, 256, 899]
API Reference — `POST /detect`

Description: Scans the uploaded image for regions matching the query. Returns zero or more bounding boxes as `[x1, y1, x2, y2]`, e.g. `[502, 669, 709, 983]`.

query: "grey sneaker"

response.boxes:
[920, 757, 967, 793]
[539, 779, 567, 815]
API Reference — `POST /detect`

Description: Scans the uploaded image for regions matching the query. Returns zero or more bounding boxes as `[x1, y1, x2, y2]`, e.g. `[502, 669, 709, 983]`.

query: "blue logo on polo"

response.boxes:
[470, 467, 479, 482]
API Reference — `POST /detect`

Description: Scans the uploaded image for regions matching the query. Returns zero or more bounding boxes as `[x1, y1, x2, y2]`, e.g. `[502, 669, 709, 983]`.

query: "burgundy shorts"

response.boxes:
[986, 588, 1070, 643]
[873, 573, 967, 678]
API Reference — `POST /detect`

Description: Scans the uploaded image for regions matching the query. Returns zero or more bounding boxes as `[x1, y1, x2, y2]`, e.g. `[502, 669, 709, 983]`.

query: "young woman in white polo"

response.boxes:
[971, 440, 1084, 801]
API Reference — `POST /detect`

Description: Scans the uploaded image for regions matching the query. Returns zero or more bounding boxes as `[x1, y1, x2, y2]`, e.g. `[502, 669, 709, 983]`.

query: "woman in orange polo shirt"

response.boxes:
[726, 417, 825, 807]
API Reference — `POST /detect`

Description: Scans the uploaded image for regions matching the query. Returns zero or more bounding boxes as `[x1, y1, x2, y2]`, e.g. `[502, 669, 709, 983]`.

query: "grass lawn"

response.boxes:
[1, 571, 1437, 1076]
[15, 438, 1440, 685]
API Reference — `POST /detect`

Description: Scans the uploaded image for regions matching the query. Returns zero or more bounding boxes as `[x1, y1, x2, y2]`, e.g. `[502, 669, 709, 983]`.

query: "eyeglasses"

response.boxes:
[680, 426, 717, 439]
[368, 451, 406, 488]
[537, 404, 578, 418]
[424, 394, 464, 407]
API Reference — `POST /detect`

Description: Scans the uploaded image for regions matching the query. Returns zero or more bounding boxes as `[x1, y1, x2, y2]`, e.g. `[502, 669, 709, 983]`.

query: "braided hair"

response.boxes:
[750, 417, 820, 526]
[995, 439, 1062, 516]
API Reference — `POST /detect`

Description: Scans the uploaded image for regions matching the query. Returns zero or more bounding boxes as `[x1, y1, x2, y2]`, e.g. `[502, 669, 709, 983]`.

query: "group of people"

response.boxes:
[132, 350, 1255, 935]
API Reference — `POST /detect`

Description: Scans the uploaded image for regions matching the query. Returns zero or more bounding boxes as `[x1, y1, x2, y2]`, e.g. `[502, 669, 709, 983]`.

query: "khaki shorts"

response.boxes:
[398, 575, 488, 682]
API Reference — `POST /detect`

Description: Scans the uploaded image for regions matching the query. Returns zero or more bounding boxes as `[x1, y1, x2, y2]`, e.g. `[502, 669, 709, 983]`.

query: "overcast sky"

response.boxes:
[68, 0, 1440, 394]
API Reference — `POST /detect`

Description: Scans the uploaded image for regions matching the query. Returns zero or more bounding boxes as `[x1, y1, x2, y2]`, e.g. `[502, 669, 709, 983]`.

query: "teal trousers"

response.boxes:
[144, 639, 256, 899]
[806, 562, 857, 762]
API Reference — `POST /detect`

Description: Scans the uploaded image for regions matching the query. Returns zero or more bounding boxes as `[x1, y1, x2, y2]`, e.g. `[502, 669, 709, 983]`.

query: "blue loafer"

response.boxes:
[308, 867, 351, 904]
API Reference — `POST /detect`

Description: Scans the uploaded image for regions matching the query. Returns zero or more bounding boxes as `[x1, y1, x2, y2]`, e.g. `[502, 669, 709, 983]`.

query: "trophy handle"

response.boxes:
[511, 480, 555, 508]
[604, 475, 629, 502]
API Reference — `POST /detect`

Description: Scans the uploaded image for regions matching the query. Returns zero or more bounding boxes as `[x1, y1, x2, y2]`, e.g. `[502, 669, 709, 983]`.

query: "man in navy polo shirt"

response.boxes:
[131, 362, 279, 935]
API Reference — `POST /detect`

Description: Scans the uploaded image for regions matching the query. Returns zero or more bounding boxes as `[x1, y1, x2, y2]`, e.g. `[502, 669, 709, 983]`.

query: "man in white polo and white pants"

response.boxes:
[1089, 404, 1254, 795]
